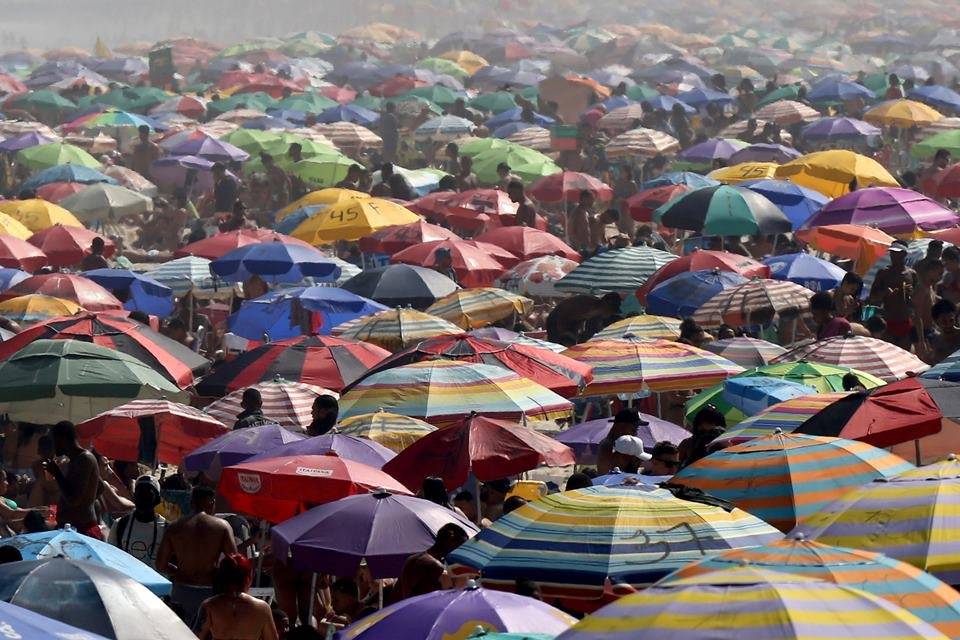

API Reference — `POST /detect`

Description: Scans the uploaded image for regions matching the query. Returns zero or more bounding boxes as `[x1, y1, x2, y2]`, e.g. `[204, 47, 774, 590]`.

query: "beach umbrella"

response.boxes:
[913, 130, 960, 160]
[0, 526, 170, 595]
[721, 377, 817, 416]
[475, 227, 580, 262]
[865, 99, 943, 128]
[909, 86, 960, 112]
[708, 162, 779, 184]
[0, 339, 183, 423]
[149, 95, 207, 118]
[316, 103, 380, 125]
[494, 256, 581, 299]
[591, 315, 681, 341]
[448, 485, 782, 599]
[562, 337, 743, 396]
[210, 242, 340, 284]
[0, 294, 82, 325]
[554, 416, 689, 465]
[468, 328, 565, 353]
[675, 138, 748, 168]
[195, 334, 389, 396]
[332, 308, 461, 351]
[762, 252, 846, 291]
[340, 264, 458, 310]
[754, 100, 821, 126]
[703, 337, 787, 367]
[677, 87, 734, 107]
[553, 566, 948, 640]
[801, 187, 959, 238]
[808, 78, 876, 103]
[143, 255, 221, 297]
[625, 184, 691, 223]
[340, 359, 573, 426]
[0, 213, 32, 241]
[0, 273, 122, 311]
[337, 583, 573, 640]
[718, 392, 855, 443]
[21, 165, 116, 191]
[0, 234, 46, 272]
[35, 181, 88, 203]
[165, 134, 250, 162]
[728, 143, 802, 165]
[425, 288, 532, 330]
[81, 268, 174, 317]
[0, 199, 83, 231]
[556, 246, 678, 294]
[0, 312, 209, 388]
[664, 534, 960, 637]
[527, 172, 613, 204]
[181, 423, 304, 479]
[415, 115, 476, 141]
[440, 189, 519, 229]
[470, 145, 561, 185]
[0, 132, 60, 153]
[672, 432, 912, 532]
[291, 197, 420, 244]
[0, 600, 110, 640]
[357, 220, 460, 255]
[173, 228, 312, 260]
[0, 267, 30, 291]
[923, 347, 960, 382]
[796, 224, 895, 274]
[692, 278, 814, 328]
[382, 413, 574, 491]
[636, 250, 769, 303]
[801, 116, 882, 143]
[391, 240, 509, 288]
[202, 380, 336, 430]
[27, 225, 114, 269]
[654, 185, 792, 236]
[0, 558, 194, 640]
[605, 127, 681, 160]
[644, 269, 750, 319]
[219, 454, 410, 522]
[336, 410, 437, 452]
[272, 490, 478, 579]
[16, 142, 100, 171]
[739, 179, 830, 229]
[247, 432, 395, 469]
[775, 150, 900, 197]
[470, 91, 518, 113]
[775, 334, 928, 381]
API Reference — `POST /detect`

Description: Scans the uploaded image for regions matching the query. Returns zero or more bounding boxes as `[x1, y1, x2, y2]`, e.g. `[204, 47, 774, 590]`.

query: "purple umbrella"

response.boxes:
[728, 143, 801, 164]
[0, 132, 59, 152]
[248, 433, 395, 468]
[334, 582, 574, 640]
[182, 423, 304, 480]
[166, 134, 250, 162]
[150, 155, 217, 193]
[801, 117, 881, 142]
[272, 490, 478, 578]
[801, 187, 960, 236]
[555, 415, 689, 465]
[677, 138, 747, 165]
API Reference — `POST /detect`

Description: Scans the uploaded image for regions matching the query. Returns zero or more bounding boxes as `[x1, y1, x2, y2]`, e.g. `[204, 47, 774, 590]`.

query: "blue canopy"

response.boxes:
[210, 242, 341, 284]
[676, 87, 734, 107]
[808, 78, 876, 103]
[316, 103, 380, 125]
[0, 600, 109, 640]
[762, 252, 848, 292]
[22, 164, 117, 190]
[909, 85, 960, 112]
[82, 268, 175, 317]
[485, 106, 554, 128]
[642, 94, 696, 114]
[645, 269, 749, 318]
[739, 179, 829, 229]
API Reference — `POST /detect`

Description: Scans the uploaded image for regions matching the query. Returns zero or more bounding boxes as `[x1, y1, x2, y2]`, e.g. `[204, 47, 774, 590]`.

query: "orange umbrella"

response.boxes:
[796, 224, 895, 274]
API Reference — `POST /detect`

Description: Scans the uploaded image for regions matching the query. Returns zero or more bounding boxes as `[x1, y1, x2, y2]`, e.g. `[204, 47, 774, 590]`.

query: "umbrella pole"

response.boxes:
[656, 392, 662, 418]
[378, 580, 384, 610]
[915, 439, 922, 465]
[254, 518, 266, 585]
[475, 487, 482, 526]
[307, 572, 318, 625]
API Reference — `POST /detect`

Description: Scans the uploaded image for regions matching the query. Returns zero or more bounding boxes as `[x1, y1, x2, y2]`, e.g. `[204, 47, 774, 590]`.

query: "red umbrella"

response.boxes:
[636, 249, 772, 303]
[173, 228, 314, 260]
[0, 74, 27, 95]
[528, 171, 614, 203]
[929, 163, 960, 199]
[369, 76, 427, 97]
[382, 413, 575, 491]
[445, 189, 519, 227]
[474, 227, 580, 262]
[76, 399, 229, 465]
[626, 184, 691, 222]
[358, 220, 462, 255]
[391, 240, 510, 287]
[318, 85, 358, 104]
[346, 333, 593, 397]
[27, 224, 116, 268]
[219, 454, 412, 522]
[218, 72, 304, 98]
[408, 191, 460, 220]
[35, 182, 88, 203]
[195, 334, 391, 396]
[927, 226, 960, 245]
[0, 273, 122, 311]
[0, 234, 46, 272]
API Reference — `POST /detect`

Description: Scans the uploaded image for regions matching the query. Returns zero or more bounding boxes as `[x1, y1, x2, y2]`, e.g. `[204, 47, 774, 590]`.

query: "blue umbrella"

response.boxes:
[643, 94, 696, 114]
[227, 286, 387, 340]
[808, 79, 876, 103]
[762, 253, 846, 292]
[210, 242, 341, 284]
[0, 600, 109, 640]
[908, 85, 960, 112]
[485, 106, 554, 128]
[0, 527, 171, 596]
[645, 269, 749, 318]
[492, 121, 537, 138]
[598, 95, 634, 110]
[0, 132, 59, 153]
[316, 103, 380, 125]
[0, 267, 30, 291]
[922, 347, 960, 382]
[22, 164, 116, 190]
[677, 87, 734, 106]
[721, 376, 816, 416]
[82, 268, 175, 317]
[641, 171, 718, 190]
[739, 179, 829, 229]
[800, 117, 881, 142]
[266, 108, 308, 124]
[274, 205, 322, 234]
[182, 423, 304, 478]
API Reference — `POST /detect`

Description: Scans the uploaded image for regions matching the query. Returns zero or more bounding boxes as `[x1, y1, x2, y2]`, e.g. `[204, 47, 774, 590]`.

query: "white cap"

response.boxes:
[613, 435, 653, 461]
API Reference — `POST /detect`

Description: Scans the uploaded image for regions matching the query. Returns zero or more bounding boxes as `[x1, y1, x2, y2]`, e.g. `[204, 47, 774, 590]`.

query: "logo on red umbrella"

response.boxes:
[295, 467, 334, 477]
[238, 473, 262, 494]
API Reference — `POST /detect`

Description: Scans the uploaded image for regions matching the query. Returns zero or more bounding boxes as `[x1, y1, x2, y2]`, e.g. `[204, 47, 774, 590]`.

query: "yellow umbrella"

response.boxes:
[0, 212, 35, 240]
[335, 409, 437, 452]
[276, 188, 370, 221]
[774, 150, 899, 198]
[0, 294, 82, 325]
[0, 199, 84, 231]
[590, 314, 681, 341]
[291, 197, 420, 244]
[708, 162, 779, 184]
[425, 288, 533, 329]
[865, 99, 943, 128]
[439, 50, 490, 75]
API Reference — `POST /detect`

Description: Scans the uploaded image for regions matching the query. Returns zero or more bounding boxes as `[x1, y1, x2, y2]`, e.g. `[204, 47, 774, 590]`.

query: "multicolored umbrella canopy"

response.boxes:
[143, 256, 221, 297]
[554, 566, 949, 640]
[448, 485, 781, 599]
[202, 380, 336, 430]
[0, 294, 81, 325]
[672, 432, 913, 532]
[645, 269, 750, 319]
[795, 455, 960, 585]
[704, 337, 787, 368]
[720, 393, 852, 443]
[635, 250, 769, 303]
[692, 278, 813, 328]
[563, 337, 743, 396]
[340, 264, 458, 310]
[173, 228, 314, 260]
[774, 334, 929, 381]
[332, 307, 463, 351]
[426, 288, 533, 330]
[338, 583, 575, 640]
[800, 187, 959, 238]
[554, 415, 689, 465]
[20, 165, 115, 191]
[339, 361, 574, 426]
[654, 185, 792, 236]
[556, 246, 678, 294]
[335, 410, 437, 452]
[591, 315, 681, 341]
[0, 273, 122, 311]
[663, 534, 960, 638]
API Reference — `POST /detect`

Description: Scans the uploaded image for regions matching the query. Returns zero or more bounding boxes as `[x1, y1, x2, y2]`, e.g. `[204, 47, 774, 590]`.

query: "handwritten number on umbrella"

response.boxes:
[624, 522, 717, 563]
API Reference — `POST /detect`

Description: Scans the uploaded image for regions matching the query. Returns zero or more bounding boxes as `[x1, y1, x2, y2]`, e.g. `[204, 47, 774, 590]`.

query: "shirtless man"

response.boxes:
[197, 553, 277, 640]
[157, 485, 238, 625]
[868, 244, 918, 348]
[41, 421, 101, 538]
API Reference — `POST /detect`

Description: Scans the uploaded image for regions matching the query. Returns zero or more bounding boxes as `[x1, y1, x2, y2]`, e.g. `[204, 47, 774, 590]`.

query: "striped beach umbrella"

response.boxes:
[144, 256, 221, 297]
[605, 128, 680, 159]
[644, 269, 749, 319]
[332, 308, 462, 352]
[795, 455, 960, 584]
[338, 360, 574, 427]
[703, 337, 787, 367]
[335, 410, 437, 452]
[0, 294, 81, 326]
[495, 255, 579, 299]
[590, 315, 681, 341]
[448, 485, 782, 599]
[662, 534, 960, 638]
[554, 566, 949, 640]
[774, 334, 929, 381]
[692, 278, 813, 328]
[719, 393, 851, 443]
[203, 380, 338, 430]
[563, 337, 743, 396]
[426, 288, 533, 330]
[555, 246, 678, 294]
[671, 432, 913, 532]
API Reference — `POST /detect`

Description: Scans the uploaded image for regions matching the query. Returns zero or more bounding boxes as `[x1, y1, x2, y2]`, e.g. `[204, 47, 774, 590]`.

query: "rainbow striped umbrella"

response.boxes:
[562, 337, 743, 396]
[338, 360, 574, 427]
[425, 288, 533, 330]
[663, 534, 960, 637]
[331, 307, 462, 352]
[704, 337, 787, 368]
[448, 485, 782, 600]
[774, 334, 930, 381]
[590, 315, 681, 341]
[692, 278, 813, 328]
[335, 409, 437, 452]
[719, 393, 851, 442]
[795, 455, 960, 584]
[555, 566, 949, 640]
[672, 433, 913, 532]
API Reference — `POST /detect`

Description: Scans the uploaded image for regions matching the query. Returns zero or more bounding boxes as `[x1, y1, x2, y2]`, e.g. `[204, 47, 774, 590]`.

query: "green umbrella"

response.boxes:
[626, 83, 659, 101]
[386, 95, 442, 118]
[221, 129, 284, 154]
[470, 91, 518, 114]
[8, 90, 76, 112]
[911, 130, 960, 159]
[0, 339, 184, 423]
[277, 92, 338, 114]
[403, 85, 462, 108]
[459, 137, 512, 157]
[860, 73, 890, 94]
[471, 143, 561, 185]
[217, 37, 285, 58]
[518, 86, 539, 102]
[207, 92, 277, 117]
[16, 143, 101, 171]
[416, 57, 469, 79]
[757, 84, 803, 107]
[288, 156, 360, 187]
[351, 94, 384, 112]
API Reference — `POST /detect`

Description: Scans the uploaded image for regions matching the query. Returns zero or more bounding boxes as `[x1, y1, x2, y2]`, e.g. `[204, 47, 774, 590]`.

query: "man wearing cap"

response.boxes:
[868, 243, 918, 349]
[432, 247, 459, 285]
[108, 475, 166, 569]
[612, 435, 652, 474]
[597, 409, 648, 475]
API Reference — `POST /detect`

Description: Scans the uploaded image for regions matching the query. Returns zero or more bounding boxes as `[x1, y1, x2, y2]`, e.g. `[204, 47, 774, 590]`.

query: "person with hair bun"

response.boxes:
[197, 553, 278, 640]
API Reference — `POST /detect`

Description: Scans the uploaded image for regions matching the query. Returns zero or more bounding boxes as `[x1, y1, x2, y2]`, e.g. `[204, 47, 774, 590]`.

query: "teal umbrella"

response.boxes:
[351, 94, 384, 111]
[757, 84, 803, 107]
[471, 91, 519, 114]
[404, 85, 463, 107]
[277, 92, 338, 113]
[654, 185, 792, 236]
[7, 90, 76, 112]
